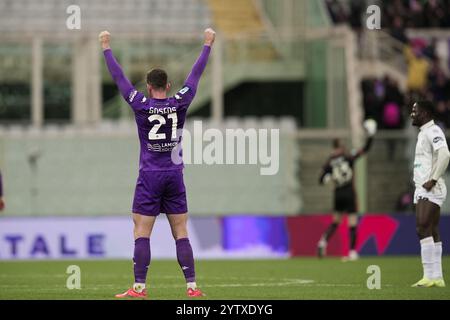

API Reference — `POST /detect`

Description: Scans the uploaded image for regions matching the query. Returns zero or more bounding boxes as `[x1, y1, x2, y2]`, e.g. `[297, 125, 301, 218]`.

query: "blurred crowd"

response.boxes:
[366, 47, 450, 130]
[361, 39, 450, 130]
[326, 0, 450, 129]
[326, 0, 450, 30]
[362, 76, 405, 129]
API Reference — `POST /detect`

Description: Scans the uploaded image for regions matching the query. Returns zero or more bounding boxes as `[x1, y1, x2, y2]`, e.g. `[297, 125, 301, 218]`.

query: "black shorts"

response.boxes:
[334, 184, 357, 213]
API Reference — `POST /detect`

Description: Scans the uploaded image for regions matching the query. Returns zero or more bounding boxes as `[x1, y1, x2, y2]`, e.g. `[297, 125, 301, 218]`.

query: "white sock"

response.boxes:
[420, 237, 435, 280]
[187, 282, 197, 290]
[318, 238, 327, 247]
[133, 283, 146, 293]
[433, 242, 443, 280]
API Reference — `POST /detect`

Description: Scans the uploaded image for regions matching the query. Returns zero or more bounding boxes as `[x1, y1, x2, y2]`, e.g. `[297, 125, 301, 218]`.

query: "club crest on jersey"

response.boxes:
[128, 90, 137, 103]
[433, 137, 444, 143]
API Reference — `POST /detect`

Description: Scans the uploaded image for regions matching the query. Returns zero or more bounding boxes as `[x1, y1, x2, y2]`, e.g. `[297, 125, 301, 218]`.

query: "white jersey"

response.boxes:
[413, 120, 448, 206]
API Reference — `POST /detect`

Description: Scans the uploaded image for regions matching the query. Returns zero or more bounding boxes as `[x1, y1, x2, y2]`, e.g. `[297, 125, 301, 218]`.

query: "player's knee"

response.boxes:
[348, 216, 358, 227]
[416, 223, 432, 238]
[432, 226, 440, 241]
[171, 220, 188, 239]
[133, 222, 151, 238]
[167, 214, 188, 240]
[134, 227, 150, 239]
[172, 225, 188, 240]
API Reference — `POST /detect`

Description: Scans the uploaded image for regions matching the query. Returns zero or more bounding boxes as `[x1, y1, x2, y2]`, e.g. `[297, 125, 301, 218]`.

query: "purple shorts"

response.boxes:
[132, 169, 188, 216]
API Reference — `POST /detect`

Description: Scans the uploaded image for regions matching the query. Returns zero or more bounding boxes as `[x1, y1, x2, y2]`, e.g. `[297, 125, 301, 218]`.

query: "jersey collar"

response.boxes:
[420, 120, 434, 131]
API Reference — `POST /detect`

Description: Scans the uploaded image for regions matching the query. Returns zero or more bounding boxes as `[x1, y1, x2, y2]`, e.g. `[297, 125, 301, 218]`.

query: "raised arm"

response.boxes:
[351, 119, 377, 161]
[351, 136, 374, 161]
[99, 31, 134, 99]
[184, 28, 215, 91]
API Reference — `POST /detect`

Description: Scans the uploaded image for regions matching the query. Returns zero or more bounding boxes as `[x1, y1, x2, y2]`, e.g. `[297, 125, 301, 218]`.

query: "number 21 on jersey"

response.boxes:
[148, 113, 178, 140]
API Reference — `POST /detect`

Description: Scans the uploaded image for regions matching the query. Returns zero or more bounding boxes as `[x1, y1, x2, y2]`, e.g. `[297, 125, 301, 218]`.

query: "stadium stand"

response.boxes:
[2, 0, 446, 215]
[0, 0, 211, 34]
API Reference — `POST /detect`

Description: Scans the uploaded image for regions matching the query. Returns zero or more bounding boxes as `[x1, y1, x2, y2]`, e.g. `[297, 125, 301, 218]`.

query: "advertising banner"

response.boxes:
[287, 214, 450, 256]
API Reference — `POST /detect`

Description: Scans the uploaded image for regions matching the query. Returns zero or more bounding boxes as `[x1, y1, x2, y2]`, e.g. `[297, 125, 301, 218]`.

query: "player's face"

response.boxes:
[333, 140, 346, 154]
[338, 146, 346, 155]
[410, 103, 422, 127]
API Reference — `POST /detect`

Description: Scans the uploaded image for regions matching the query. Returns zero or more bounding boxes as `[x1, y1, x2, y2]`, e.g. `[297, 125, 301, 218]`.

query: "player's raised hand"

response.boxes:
[99, 31, 111, 50]
[204, 28, 216, 47]
[363, 119, 377, 137]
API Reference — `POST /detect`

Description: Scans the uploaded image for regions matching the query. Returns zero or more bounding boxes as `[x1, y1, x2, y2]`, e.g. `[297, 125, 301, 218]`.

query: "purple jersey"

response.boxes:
[104, 46, 211, 171]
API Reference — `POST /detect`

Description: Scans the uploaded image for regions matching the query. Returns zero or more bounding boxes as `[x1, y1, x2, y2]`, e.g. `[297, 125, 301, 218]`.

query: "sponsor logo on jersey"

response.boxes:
[433, 137, 444, 143]
[147, 142, 179, 152]
[128, 90, 137, 103]
[147, 143, 162, 152]
[141, 97, 147, 103]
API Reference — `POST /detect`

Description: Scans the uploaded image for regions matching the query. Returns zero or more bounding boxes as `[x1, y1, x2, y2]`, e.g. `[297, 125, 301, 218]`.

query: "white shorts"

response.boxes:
[414, 183, 447, 207]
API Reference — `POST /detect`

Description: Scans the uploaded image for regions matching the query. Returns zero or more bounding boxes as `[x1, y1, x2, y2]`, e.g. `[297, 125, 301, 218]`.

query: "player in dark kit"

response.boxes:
[317, 121, 376, 261]
[100, 28, 215, 298]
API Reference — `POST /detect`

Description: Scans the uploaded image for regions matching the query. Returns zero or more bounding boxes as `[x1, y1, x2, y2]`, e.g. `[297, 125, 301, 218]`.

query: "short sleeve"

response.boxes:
[174, 85, 196, 110]
[427, 127, 448, 152]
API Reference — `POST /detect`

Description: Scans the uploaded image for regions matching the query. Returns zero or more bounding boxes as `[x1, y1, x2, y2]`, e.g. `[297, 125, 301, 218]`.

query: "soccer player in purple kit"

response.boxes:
[99, 28, 215, 298]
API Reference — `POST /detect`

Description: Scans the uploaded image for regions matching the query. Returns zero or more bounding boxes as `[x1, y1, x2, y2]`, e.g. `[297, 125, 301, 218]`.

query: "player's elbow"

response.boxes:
[112, 73, 124, 82]
[445, 151, 450, 169]
[441, 148, 450, 163]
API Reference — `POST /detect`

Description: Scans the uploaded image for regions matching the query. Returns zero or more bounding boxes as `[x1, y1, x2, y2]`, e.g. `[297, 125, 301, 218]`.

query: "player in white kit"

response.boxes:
[411, 101, 450, 288]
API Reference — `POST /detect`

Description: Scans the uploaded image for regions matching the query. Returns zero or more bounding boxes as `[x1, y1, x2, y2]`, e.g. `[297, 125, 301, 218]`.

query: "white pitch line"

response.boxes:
[202, 280, 314, 288]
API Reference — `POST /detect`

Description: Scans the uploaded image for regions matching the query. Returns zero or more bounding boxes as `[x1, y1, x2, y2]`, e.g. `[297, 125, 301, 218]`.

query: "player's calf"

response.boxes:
[317, 239, 327, 258]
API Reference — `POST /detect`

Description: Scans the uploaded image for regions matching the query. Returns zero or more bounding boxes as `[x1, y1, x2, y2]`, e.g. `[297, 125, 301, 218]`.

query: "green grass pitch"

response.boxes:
[0, 257, 449, 300]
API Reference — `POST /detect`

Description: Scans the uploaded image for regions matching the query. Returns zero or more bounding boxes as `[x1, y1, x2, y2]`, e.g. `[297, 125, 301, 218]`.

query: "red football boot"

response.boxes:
[115, 288, 147, 298]
[187, 288, 205, 297]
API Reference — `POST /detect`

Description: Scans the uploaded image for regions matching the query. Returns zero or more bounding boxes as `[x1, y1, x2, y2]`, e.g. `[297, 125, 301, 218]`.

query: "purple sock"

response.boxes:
[176, 238, 195, 283]
[133, 237, 150, 284]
